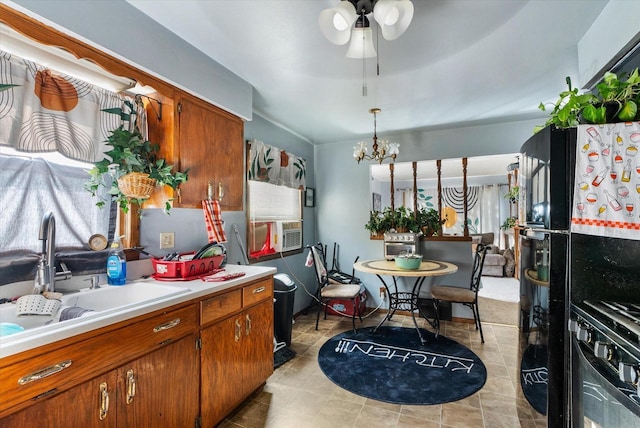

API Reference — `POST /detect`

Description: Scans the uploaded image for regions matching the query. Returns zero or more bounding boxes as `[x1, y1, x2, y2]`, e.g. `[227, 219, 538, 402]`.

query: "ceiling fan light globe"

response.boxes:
[374, 0, 414, 40]
[346, 27, 377, 58]
[319, 1, 357, 45]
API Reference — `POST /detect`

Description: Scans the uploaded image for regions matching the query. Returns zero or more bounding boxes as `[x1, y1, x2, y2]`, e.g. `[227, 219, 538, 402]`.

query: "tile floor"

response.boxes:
[220, 310, 547, 428]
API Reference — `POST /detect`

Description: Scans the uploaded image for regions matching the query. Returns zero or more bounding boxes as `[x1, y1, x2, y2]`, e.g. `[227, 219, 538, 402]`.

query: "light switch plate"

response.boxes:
[160, 232, 175, 249]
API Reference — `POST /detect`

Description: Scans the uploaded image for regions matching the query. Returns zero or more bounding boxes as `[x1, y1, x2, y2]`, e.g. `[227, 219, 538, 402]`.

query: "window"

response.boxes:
[247, 181, 302, 259]
[0, 149, 112, 254]
[246, 140, 306, 261]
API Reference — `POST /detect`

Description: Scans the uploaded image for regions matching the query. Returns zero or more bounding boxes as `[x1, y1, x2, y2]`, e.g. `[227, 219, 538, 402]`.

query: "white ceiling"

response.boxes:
[126, 0, 607, 146]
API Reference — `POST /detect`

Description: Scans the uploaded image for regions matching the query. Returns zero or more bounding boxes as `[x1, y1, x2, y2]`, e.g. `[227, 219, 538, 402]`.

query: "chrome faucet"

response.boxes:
[36, 212, 71, 293]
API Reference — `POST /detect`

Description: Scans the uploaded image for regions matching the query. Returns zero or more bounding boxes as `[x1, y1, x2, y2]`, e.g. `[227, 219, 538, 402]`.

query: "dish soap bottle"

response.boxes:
[106, 237, 126, 285]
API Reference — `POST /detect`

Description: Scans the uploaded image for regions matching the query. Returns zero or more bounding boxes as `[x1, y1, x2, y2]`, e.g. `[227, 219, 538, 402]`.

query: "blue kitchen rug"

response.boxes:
[520, 344, 548, 415]
[318, 326, 487, 405]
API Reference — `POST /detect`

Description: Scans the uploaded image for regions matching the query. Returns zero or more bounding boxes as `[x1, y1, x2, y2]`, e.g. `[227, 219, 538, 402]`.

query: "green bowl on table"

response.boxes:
[394, 254, 423, 270]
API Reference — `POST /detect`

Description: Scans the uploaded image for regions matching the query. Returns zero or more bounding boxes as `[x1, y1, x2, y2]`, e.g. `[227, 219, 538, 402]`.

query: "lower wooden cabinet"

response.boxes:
[0, 275, 274, 427]
[116, 334, 199, 427]
[200, 280, 274, 428]
[0, 371, 117, 428]
[1, 334, 199, 428]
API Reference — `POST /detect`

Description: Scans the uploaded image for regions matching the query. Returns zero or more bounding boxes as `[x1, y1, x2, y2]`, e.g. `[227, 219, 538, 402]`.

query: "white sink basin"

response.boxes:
[0, 282, 188, 338]
[60, 282, 186, 312]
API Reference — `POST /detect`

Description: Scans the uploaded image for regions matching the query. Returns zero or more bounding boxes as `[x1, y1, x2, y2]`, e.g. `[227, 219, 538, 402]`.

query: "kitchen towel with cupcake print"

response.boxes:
[571, 123, 640, 240]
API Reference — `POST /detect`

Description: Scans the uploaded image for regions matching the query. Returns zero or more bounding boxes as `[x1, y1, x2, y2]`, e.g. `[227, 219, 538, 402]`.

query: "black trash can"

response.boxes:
[273, 273, 297, 347]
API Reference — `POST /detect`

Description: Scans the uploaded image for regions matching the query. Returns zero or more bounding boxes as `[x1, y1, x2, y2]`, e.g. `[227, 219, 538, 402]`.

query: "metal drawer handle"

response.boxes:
[252, 286, 266, 294]
[235, 319, 241, 342]
[18, 360, 72, 385]
[99, 382, 110, 421]
[126, 369, 136, 404]
[246, 314, 252, 336]
[153, 318, 181, 333]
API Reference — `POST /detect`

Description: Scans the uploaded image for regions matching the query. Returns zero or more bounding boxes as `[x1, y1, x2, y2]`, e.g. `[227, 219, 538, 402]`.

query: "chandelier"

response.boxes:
[353, 108, 399, 164]
[319, 0, 414, 59]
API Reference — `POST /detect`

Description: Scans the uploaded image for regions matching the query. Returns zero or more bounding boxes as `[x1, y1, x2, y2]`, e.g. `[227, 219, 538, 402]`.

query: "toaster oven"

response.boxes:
[383, 232, 420, 260]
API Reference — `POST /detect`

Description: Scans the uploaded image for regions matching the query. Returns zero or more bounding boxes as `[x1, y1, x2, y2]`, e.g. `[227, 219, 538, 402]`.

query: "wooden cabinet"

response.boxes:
[1, 335, 198, 428]
[0, 371, 117, 428]
[0, 306, 198, 425]
[116, 334, 199, 427]
[0, 275, 275, 427]
[176, 95, 244, 211]
[200, 278, 274, 427]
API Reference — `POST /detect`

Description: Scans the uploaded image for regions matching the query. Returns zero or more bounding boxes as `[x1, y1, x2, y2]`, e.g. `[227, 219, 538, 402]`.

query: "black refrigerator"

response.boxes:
[518, 125, 577, 428]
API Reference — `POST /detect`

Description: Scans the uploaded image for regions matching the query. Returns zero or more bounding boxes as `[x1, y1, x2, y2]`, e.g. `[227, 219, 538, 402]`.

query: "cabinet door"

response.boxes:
[200, 315, 245, 428]
[0, 371, 117, 428]
[177, 96, 244, 211]
[242, 300, 274, 395]
[117, 334, 199, 427]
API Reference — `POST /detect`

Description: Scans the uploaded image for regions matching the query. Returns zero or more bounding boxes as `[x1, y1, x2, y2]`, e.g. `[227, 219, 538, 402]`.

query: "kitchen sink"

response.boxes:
[0, 282, 189, 338]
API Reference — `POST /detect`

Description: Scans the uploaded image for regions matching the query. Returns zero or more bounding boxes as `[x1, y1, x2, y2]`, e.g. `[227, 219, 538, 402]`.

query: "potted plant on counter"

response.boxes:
[85, 125, 189, 213]
[365, 210, 387, 239]
[417, 207, 445, 237]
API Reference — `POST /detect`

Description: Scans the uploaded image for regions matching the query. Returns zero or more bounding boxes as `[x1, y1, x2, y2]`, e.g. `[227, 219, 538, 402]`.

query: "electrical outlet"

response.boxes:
[160, 232, 175, 249]
[379, 287, 386, 299]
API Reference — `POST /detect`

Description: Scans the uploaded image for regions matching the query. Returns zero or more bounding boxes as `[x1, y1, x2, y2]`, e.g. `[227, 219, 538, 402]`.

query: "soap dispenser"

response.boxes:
[106, 236, 126, 285]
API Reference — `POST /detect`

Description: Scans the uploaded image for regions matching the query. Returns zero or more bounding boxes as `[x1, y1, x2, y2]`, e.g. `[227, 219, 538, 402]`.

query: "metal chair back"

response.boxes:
[470, 243, 489, 293]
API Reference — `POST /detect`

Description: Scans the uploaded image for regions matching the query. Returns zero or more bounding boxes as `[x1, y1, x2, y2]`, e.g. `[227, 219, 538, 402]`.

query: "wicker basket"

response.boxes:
[117, 172, 157, 199]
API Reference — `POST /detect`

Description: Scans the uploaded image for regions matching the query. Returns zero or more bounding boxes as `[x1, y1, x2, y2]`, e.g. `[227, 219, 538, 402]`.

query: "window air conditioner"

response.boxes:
[273, 221, 302, 252]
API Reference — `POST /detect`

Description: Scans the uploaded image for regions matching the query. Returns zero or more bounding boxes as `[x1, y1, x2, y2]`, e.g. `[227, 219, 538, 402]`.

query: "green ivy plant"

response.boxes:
[503, 186, 519, 203]
[538, 68, 640, 130]
[85, 114, 188, 214]
[500, 216, 518, 230]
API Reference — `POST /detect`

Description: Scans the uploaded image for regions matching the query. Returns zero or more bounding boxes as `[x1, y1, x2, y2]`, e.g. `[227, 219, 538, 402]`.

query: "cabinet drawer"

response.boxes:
[201, 289, 242, 325]
[242, 278, 273, 307]
[0, 305, 196, 417]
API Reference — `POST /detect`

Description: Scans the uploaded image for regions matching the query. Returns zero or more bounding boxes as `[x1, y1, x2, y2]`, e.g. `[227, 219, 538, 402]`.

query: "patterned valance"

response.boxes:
[0, 50, 143, 163]
[247, 139, 306, 190]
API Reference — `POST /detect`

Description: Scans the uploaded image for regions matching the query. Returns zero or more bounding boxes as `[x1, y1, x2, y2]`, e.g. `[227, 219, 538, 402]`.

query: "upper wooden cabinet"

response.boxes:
[175, 95, 244, 211]
[1, 5, 245, 215]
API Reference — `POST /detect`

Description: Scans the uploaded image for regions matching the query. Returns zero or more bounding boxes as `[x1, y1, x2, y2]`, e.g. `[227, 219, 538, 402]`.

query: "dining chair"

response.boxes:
[307, 243, 363, 332]
[431, 243, 489, 343]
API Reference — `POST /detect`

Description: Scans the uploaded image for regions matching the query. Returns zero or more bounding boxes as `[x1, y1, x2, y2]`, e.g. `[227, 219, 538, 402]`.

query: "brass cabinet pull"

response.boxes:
[126, 369, 136, 404]
[207, 180, 214, 200]
[252, 286, 265, 294]
[218, 182, 224, 202]
[177, 187, 182, 204]
[234, 318, 241, 342]
[153, 318, 181, 333]
[99, 382, 110, 421]
[245, 314, 252, 336]
[18, 360, 72, 385]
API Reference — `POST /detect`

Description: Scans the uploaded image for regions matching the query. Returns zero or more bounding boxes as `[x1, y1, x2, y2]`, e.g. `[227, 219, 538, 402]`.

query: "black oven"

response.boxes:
[569, 301, 640, 427]
[569, 232, 640, 428]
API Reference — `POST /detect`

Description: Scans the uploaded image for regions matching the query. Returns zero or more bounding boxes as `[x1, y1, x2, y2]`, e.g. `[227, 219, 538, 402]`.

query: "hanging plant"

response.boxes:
[503, 186, 519, 203]
[85, 102, 188, 214]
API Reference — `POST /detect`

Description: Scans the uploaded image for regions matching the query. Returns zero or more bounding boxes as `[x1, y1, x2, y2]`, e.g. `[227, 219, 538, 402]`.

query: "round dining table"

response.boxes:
[354, 259, 458, 344]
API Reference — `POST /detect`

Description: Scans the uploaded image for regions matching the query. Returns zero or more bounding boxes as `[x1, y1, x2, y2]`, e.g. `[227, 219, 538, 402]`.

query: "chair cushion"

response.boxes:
[431, 285, 475, 303]
[321, 283, 361, 299]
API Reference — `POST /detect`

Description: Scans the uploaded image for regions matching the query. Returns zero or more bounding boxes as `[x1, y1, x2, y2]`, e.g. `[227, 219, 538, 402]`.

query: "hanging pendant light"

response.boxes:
[353, 108, 399, 164]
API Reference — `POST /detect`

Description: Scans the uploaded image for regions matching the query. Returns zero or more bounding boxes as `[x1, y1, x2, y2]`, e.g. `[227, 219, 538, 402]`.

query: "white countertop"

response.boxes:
[0, 264, 277, 359]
